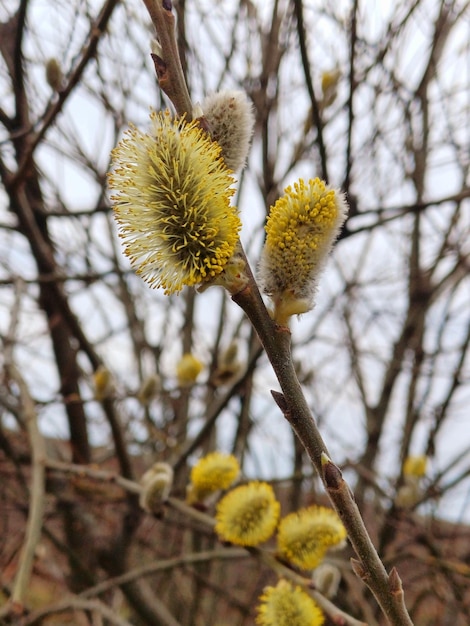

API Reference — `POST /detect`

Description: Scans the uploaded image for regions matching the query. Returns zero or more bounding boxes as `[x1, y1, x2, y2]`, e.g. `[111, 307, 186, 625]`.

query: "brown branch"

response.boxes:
[12, 378, 46, 607]
[343, 0, 359, 194]
[45, 458, 142, 495]
[322, 456, 413, 625]
[9, 0, 120, 189]
[0, 368, 46, 617]
[293, 0, 328, 181]
[142, 0, 193, 116]
[17, 597, 134, 626]
[80, 547, 248, 599]
[231, 249, 414, 625]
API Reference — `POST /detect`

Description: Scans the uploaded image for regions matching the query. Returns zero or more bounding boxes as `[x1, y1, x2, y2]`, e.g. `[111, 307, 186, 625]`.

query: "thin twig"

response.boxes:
[141, 0, 192, 116]
[0, 282, 46, 618]
[11, 369, 46, 609]
[9, 0, 120, 189]
[293, 0, 328, 181]
[231, 250, 414, 626]
[45, 458, 142, 495]
[17, 597, 134, 626]
[80, 548, 248, 599]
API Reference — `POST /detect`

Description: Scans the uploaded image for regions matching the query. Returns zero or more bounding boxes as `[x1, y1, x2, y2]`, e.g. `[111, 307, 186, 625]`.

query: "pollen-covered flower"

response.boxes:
[312, 563, 342, 599]
[45, 57, 63, 91]
[176, 353, 203, 386]
[320, 68, 341, 109]
[210, 342, 242, 386]
[93, 365, 113, 401]
[277, 505, 346, 571]
[403, 455, 428, 479]
[256, 579, 324, 626]
[187, 451, 240, 504]
[139, 462, 174, 513]
[108, 110, 241, 294]
[395, 454, 428, 508]
[394, 482, 421, 509]
[215, 482, 280, 546]
[259, 178, 348, 324]
[137, 374, 161, 406]
[202, 90, 255, 171]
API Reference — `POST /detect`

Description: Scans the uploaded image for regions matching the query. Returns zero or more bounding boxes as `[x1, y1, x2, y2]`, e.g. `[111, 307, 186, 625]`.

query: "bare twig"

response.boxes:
[80, 548, 248, 599]
[17, 597, 134, 626]
[9, 0, 120, 189]
[141, 0, 192, 116]
[45, 458, 142, 495]
[0, 281, 46, 618]
[231, 255, 414, 626]
[293, 0, 328, 182]
[5, 366, 46, 613]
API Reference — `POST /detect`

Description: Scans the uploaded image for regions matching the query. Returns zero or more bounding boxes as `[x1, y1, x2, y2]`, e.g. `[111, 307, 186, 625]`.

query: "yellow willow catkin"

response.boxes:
[109, 111, 241, 294]
[259, 178, 348, 324]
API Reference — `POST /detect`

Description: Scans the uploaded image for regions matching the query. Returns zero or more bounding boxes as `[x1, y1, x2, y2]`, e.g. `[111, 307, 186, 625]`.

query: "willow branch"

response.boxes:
[0, 282, 46, 617]
[293, 0, 328, 181]
[45, 450, 371, 624]
[141, 0, 192, 116]
[0, 365, 46, 617]
[231, 251, 414, 626]
[17, 597, 134, 626]
[80, 548, 248, 599]
[45, 458, 141, 494]
[10, 0, 119, 189]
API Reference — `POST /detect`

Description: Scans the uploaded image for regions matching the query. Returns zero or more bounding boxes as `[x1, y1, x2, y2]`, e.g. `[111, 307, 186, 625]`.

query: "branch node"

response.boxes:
[350, 558, 367, 581]
[322, 454, 343, 491]
[271, 389, 288, 414]
[151, 52, 168, 82]
[388, 567, 404, 596]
